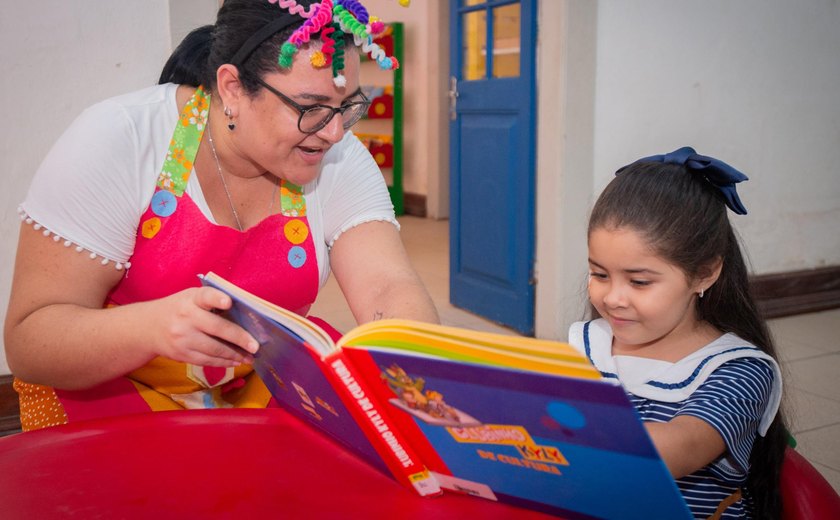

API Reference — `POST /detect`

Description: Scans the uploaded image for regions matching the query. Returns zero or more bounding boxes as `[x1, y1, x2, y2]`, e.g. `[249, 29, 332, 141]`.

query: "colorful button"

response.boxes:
[288, 246, 307, 268]
[283, 219, 309, 245]
[141, 217, 162, 239]
[151, 190, 177, 217]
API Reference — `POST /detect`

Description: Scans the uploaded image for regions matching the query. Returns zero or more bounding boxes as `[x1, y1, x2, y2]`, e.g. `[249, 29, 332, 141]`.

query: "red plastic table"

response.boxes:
[0, 408, 557, 518]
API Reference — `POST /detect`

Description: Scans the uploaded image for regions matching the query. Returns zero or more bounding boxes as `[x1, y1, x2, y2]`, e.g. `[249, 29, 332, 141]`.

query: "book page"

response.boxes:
[340, 320, 600, 379]
[202, 272, 337, 356]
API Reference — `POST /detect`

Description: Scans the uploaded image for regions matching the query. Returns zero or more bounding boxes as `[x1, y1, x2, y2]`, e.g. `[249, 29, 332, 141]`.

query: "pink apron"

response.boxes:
[16, 87, 338, 430]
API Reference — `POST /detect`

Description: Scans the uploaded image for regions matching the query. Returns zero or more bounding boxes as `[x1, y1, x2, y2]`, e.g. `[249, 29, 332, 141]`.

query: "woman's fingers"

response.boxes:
[193, 285, 233, 312]
[193, 289, 260, 355]
[153, 287, 260, 365]
[181, 340, 254, 368]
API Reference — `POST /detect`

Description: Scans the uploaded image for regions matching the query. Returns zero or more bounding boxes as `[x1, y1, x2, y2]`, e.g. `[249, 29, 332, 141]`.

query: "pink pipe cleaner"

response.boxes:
[319, 24, 336, 65]
[268, 0, 318, 19]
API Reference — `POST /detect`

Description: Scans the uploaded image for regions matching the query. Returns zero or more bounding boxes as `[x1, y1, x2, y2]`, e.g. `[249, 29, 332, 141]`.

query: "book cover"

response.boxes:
[342, 347, 692, 519]
[202, 272, 691, 518]
[201, 273, 440, 497]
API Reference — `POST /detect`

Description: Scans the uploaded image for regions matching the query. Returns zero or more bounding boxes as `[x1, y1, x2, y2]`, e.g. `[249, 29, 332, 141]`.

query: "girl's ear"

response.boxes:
[694, 257, 723, 295]
[216, 64, 244, 115]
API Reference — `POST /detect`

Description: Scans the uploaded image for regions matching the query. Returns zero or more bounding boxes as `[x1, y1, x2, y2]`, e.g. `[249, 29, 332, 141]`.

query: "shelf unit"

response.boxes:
[356, 22, 404, 215]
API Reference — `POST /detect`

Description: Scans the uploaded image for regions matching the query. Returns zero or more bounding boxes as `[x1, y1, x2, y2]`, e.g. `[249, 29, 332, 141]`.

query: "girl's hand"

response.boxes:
[147, 287, 259, 367]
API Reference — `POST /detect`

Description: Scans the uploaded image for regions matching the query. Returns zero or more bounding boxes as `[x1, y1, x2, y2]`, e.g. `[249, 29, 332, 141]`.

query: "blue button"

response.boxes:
[288, 246, 307, 268]
[151, 190, 177, 217]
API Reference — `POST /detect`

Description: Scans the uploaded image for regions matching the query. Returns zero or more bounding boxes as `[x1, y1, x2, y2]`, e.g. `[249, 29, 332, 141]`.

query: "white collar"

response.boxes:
[569, 319, 782, 435]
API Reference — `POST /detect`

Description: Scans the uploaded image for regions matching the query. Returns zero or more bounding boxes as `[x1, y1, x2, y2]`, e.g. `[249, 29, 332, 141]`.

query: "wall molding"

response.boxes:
[0, 375, 21, 436]
[1, 265, 836, 435]
[751, 265, 840, 319]
[403, 192, 427, 218]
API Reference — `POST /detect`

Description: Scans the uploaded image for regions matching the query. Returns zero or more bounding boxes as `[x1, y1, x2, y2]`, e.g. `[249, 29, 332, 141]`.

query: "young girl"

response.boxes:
[568, 147, 787, 519]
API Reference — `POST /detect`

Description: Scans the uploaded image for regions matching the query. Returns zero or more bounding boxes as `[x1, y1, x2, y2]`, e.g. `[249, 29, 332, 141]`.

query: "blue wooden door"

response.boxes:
[449, 0, 537, 334]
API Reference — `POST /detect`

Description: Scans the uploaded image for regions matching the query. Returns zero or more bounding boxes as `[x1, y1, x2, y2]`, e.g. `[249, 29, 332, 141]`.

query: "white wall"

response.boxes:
[535, 0, 598, 339]
[537, 0, 840, 339]
[0, 0, 217, 375]
[362, 0, 447, 217]
[170, 0, 222, 47]
[592, 1, 840, 273]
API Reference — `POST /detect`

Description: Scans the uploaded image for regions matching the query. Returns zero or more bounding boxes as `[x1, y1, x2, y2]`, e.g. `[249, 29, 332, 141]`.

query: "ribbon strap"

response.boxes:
[616, 146, 749, 215]
[157, 86, 210, 196]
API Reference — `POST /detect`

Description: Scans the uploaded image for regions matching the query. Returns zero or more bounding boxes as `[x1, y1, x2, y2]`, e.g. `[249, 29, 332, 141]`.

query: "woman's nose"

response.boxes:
[315, 112, 346, 144]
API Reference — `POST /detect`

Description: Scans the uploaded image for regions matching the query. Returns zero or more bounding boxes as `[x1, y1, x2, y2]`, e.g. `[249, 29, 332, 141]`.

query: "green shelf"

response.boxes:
[358, 23, 404, 216]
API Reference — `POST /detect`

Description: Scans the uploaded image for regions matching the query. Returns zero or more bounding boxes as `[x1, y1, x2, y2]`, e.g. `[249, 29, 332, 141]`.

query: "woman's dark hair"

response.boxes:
[158, 0, 310, 93]
[588, 162, 787, 519]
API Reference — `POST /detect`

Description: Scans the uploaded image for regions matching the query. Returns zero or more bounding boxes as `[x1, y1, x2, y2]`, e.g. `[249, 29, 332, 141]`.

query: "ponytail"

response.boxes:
[158, 25, 214, 87]
[702, 227, 787, 520]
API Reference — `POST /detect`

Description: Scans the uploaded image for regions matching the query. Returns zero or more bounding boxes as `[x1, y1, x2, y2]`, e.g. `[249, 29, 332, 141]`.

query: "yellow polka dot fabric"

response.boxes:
[13, 378, 68, 431]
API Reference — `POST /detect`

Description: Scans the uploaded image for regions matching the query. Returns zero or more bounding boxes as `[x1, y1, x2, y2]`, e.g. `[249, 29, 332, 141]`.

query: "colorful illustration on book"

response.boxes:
[381, 364, 480, 427]
[381, 364, 575, 477]
[448, 423, 570, 477]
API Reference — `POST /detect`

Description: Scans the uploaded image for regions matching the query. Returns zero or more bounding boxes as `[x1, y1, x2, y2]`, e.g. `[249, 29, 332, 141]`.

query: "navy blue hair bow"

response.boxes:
[616, 146, 749, 215]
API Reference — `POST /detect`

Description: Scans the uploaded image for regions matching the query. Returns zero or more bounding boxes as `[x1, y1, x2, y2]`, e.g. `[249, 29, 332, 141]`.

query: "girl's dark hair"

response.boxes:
[158, 0, 309, 93]
[589, 162, 787, 519]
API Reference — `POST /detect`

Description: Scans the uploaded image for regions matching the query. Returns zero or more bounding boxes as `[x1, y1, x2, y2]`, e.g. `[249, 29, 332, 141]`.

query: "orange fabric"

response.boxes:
[14, 379, 68, 431]
[15, 367, 273, 432]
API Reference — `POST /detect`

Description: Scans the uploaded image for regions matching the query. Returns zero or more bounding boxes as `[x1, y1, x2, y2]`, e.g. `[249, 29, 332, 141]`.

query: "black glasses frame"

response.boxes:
[254, 77, 370, 134]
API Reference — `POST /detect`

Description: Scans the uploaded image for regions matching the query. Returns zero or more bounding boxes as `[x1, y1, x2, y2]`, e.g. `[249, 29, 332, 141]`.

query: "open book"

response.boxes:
[202, 272, 691, 519]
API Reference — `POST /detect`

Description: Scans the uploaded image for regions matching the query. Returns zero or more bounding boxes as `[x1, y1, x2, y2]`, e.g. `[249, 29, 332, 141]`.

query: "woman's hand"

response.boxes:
[4, 223, 257, 390]
[145, 287, 259, 367]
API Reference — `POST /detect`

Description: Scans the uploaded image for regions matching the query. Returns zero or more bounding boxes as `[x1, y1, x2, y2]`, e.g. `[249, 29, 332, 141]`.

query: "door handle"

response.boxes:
[448, 76, 459, 121]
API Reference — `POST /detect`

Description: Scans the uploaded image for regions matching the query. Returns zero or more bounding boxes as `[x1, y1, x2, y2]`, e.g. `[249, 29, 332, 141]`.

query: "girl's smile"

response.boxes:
[588, 226, 721, 361]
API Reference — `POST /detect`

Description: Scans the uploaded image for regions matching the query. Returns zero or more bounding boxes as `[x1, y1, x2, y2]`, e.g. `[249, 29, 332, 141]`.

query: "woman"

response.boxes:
[4, 0, 438, 430]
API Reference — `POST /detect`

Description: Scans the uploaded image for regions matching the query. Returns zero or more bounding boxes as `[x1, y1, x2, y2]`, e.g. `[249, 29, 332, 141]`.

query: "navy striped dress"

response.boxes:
[570, 319, 777, 519]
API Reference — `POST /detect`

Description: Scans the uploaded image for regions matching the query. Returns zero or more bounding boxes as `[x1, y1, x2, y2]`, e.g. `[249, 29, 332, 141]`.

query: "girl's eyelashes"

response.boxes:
[588, 268, 653, 286]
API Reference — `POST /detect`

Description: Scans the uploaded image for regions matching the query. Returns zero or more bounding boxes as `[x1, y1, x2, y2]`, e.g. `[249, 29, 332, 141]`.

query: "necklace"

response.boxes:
[206, 120, 280, 231]
[207, 121, 243, 231]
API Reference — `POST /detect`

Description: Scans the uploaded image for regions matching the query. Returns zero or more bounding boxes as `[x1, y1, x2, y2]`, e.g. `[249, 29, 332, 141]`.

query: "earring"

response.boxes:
[698, 289, 705, 299]
[224, 106, 235, 131]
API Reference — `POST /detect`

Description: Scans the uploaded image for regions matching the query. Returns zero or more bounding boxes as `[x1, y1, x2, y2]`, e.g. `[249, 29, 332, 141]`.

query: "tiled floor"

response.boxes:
[768, 310, 840, 492]
[311, 215, 840, 493]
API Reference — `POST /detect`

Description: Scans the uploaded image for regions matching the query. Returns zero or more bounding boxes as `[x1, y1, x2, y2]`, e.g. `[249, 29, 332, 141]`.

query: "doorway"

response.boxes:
[448, 0, 538, 335]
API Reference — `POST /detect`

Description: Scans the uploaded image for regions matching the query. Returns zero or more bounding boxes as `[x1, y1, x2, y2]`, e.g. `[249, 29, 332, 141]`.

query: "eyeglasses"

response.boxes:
[254, 77, 370, 134]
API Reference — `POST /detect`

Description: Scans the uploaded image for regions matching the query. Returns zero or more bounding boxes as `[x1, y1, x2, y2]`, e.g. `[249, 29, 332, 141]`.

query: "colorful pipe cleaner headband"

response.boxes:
[232, 0, 406, 87]
[616, 146, 750, 215]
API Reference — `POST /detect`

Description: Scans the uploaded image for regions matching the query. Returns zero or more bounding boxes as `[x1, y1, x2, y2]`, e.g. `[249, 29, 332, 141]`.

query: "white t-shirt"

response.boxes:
[21, 83, 398, 287]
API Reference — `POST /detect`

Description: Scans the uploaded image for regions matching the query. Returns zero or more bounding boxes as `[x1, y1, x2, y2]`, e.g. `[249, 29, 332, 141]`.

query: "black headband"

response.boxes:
[228, 13, 302, 67]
